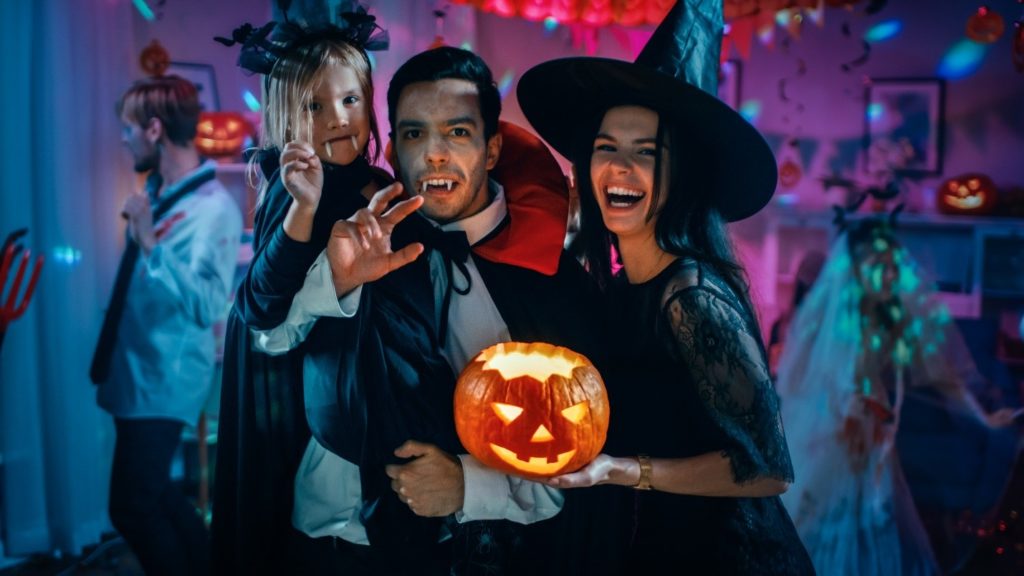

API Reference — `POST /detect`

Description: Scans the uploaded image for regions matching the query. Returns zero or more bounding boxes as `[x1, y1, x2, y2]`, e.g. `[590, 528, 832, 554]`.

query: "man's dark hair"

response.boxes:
[116, 75, 201, 146]
[386, 47, 501, 139]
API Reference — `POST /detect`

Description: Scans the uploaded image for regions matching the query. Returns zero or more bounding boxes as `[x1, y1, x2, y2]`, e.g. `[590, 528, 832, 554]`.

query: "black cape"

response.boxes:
[300, 210, 604, 574]
[210, 154, 377, 575]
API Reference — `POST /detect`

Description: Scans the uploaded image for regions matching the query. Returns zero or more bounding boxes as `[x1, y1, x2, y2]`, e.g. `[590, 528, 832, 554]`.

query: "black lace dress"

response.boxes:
[592, 258, 815, 574]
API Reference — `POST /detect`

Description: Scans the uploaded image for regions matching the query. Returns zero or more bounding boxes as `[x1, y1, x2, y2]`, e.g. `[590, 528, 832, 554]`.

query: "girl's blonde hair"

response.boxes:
[249, 39, 380, 204]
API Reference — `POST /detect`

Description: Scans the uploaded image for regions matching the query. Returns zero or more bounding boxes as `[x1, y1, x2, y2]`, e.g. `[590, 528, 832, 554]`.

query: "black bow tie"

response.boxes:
[422, 226, 472, 346]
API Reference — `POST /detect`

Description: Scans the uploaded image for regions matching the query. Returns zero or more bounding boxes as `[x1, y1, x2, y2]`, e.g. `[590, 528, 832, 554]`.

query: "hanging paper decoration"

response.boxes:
[839, 22, 871, 71]
[1013, 1, 1024, 73]
[452, 0, 674, 26]
[966, 6, 1006, 44]
[430, 6, 448, 49]
[139, 39, 170, 77]
[779, 157, 803, 189]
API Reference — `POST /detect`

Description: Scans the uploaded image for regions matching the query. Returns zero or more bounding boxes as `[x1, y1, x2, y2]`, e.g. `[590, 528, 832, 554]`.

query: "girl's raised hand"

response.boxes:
[280, 141, 324, 209]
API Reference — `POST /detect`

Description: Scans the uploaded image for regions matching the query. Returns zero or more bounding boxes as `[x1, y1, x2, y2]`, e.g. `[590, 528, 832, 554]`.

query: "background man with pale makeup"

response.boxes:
[92, 75, 242, 576]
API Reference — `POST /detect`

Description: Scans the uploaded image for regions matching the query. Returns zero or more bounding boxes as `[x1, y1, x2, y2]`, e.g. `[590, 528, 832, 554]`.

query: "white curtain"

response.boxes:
[0, 0, 136, 559]
[0, 0, 479, 562]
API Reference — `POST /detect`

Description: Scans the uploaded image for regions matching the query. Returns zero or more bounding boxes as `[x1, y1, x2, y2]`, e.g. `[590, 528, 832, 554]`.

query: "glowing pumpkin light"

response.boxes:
[937, 173, 997, 215]
[194, 111, 252, 158]
[454, 342, 609, 479]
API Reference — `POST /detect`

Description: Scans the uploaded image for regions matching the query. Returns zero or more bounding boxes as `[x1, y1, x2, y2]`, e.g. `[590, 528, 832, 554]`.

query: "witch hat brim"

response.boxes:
[516, 3, 776, 222]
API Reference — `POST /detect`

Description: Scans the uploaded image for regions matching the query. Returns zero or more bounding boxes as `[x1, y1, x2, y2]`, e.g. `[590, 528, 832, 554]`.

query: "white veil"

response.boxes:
[774, 224, 1000, 575]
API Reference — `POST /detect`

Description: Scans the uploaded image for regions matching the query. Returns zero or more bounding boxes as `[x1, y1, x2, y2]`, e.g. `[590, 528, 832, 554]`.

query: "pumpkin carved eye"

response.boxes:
[968, 179, 980, 190]
[491, 402, 523, 424]
[561, 401, 588, 424]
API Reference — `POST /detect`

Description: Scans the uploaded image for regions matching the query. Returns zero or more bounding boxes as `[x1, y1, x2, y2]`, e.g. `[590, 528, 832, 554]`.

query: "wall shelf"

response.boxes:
[740, 204, 1024, 331]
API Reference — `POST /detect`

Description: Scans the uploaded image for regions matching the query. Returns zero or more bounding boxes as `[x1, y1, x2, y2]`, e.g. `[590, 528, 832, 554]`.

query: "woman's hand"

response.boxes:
[545, 454, 637, 489]
[280, 141, 323, 210]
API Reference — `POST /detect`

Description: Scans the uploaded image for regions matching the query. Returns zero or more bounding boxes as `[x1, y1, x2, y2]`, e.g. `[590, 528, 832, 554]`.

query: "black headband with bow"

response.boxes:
[215, 0, 389, 77]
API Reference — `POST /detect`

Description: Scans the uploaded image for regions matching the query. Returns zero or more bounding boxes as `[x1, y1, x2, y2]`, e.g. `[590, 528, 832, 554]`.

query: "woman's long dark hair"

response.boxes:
[575, 106, 761, 329]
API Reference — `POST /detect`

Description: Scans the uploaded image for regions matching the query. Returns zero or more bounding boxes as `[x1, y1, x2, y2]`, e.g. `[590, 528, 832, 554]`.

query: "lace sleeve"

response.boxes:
[663, 286, 795, 484]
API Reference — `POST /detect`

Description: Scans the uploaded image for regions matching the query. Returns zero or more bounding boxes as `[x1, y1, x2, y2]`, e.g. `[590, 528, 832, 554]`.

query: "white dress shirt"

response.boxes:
[252, 181, 563, 543]
[97, 160, 242, 426]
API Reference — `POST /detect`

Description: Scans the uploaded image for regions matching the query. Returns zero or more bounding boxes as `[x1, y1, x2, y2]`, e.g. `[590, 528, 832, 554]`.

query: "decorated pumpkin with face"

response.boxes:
[454, 342, 609, 479]
[194, 112, 252, 157]
[937, 173, 997, 215]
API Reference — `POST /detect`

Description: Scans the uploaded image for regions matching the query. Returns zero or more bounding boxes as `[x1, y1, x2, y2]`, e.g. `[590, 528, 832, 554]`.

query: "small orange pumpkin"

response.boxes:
[139, 40, 170, 77]
[194, 112, 252, 157]
[937, 173, 998, 215]
[454, 342, 609, 479]
[966, 6, 1005, 44]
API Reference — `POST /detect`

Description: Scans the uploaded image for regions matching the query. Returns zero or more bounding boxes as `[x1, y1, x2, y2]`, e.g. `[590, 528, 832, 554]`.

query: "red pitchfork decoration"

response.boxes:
[0, 228, 44, 352]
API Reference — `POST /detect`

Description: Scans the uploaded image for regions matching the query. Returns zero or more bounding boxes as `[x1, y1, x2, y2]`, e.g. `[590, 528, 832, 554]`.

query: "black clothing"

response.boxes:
[299, 211, 603, 573]
[211, 156, 377, 575]
[553, 260, 814, 575]
[109, 417, 209, 576]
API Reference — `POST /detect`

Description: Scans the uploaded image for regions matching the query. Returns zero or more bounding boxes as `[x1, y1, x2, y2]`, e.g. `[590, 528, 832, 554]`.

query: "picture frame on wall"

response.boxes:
[166, 62, 220, 111]
[863, 77, 946, 176]
[718, 59, 742, 110]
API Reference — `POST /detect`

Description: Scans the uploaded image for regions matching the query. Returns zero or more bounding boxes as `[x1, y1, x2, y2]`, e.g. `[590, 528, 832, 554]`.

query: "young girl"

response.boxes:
[212, 8, 391, 574]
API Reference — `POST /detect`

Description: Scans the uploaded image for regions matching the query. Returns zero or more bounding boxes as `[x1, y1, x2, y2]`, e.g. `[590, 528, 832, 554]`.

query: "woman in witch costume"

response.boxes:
[518, 1, 814, 573]
[210, 3, 393, 573]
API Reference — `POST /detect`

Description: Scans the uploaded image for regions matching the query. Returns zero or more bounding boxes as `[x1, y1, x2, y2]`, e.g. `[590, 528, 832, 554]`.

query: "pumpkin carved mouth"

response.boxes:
[489, 444, 577, 475]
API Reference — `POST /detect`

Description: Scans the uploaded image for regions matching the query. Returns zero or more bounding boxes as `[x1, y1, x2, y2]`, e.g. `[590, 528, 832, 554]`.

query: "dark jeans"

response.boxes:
[109, 417, 209, 576]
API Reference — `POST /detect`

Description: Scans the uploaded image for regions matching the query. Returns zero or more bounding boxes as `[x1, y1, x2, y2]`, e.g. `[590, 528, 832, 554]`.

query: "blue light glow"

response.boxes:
[543, 17, 559, 34]
[52, 246, 82, 266]
[864, 20, 902, 43]
[937, 39, 988, 79]
[132, 0, 155, 21]
[242, 90, 260, 112]
[497, 70, 515, 100]
[866, 102, 884, 122]
[739, 100, 761, 123]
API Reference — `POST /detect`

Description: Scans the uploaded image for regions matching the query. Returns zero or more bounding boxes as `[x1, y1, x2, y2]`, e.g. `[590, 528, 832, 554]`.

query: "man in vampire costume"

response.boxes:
[252, 47, 603, 574]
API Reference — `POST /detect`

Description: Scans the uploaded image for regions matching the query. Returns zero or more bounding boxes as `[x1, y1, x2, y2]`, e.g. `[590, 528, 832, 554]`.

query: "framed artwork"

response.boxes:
[166, 62, 220, 111]
[718, 59, 742, 110]
[863, 77, 946, 176]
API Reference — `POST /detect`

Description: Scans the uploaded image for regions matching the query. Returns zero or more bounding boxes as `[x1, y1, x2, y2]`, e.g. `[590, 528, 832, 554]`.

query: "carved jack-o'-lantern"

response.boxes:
[937, 173, 997, 215]
[195, 112, 252, 157]
[454, 342, 609, 479]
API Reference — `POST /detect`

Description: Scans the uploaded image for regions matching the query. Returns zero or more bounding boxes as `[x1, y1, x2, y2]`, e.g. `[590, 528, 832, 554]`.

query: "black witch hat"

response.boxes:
[517, 0, 776, 221]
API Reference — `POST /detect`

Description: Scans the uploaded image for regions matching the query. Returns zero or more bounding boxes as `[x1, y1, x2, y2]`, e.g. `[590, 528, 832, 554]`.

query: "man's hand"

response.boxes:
[280, 141, 323, 210]
[327, 183, 424, 296]
[122, 193, 156, 255]
[385, 440, 464, 517]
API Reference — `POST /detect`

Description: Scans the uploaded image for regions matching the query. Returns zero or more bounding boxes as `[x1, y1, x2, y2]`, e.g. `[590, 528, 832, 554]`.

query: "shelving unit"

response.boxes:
[744, 205, 1024, 325]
